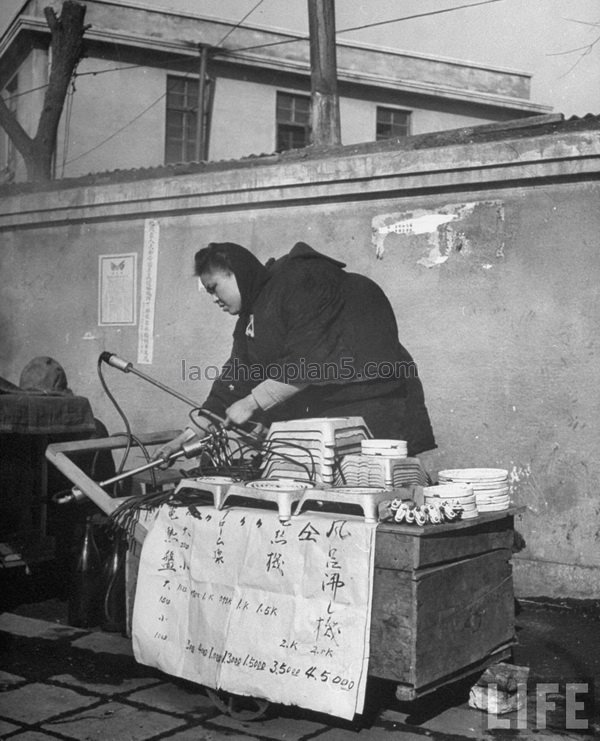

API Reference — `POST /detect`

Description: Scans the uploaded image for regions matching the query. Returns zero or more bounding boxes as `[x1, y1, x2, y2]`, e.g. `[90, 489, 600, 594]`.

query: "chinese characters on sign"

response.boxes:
[98, 253, 137, 326]
[137, 219, 159, 364]
[133, 505, 377, 719]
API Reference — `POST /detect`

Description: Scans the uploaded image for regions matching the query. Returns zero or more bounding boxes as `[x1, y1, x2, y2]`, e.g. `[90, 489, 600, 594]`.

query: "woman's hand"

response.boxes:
[225, 395, 259, 427]
[151, 422, 209, 468]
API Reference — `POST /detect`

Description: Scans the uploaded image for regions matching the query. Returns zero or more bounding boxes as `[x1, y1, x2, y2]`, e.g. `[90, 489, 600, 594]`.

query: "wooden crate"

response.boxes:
[46, 436, 517, 702]
[369, 511, 516, 700]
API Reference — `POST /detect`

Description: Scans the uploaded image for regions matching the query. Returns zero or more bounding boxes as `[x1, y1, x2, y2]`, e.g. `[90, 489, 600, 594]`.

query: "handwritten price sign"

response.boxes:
[132, 505, 377, 719]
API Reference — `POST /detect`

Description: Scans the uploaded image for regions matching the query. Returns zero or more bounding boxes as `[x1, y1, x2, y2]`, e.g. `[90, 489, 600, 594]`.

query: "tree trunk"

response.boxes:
[0, 1, 88, 182]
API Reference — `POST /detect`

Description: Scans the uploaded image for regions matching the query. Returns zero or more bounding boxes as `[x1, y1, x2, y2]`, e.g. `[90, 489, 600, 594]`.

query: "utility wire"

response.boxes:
[12, 0, 509, 165]
[4, 3, 264, 99]
[5, 0, 507, 99]
[339, 0, 504, 34]
[215, 0, 264, 47]
[63, 89, 166, 165]
[3, 82, 51, 102]
[5, 0, 506, 102]
[76, 55, 198, 79]
[223, 0, 506, 55]
[60, 76, 76, 176]
[63, 0, 266, 165]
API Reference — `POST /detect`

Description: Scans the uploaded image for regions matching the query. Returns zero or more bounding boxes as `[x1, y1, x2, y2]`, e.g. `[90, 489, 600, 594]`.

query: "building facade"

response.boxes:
[0, 0, 551, 182]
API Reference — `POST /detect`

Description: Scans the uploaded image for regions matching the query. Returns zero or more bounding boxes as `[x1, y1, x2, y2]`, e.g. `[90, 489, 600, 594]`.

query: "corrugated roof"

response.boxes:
[1, 113, 598, 197]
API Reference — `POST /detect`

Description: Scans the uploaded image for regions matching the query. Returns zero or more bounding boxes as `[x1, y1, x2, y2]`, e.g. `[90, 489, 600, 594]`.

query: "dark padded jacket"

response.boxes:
[203, 243, 435, 455]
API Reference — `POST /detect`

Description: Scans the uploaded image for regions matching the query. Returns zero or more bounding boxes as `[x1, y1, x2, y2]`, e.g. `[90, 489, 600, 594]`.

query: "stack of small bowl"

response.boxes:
[423, 483, 478, 519]
[437, 468, 510, 513]
[360, 439, 408, 457]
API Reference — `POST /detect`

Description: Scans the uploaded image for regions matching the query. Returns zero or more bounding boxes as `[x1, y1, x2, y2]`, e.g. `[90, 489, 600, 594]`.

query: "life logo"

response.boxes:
[245, 315, 255, 338]
[485, 680, 596, 732]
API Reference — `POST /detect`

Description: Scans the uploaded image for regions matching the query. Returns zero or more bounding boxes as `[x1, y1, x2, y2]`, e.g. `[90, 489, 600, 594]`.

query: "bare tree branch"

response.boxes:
[547, 40, 600, 57]
[0, 1, 88, 181]
[0, 94, 34, 157]
[547, 16, 599, 80]
[562, 17, 600, 29]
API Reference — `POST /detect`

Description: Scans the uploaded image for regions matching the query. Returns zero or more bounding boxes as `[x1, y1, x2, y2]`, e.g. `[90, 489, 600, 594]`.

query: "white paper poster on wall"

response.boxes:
[133, 505, 376, 720]
[137, 219, 160, 364]
[98, 253, 137, 326]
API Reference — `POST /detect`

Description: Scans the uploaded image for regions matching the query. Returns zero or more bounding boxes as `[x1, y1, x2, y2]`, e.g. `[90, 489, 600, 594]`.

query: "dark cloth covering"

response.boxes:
[0, 394, 96, 435]
[0, 376, 21, 394]
[19, 356, 72, 395]
[0, 357, 95, 434]
[203, 242, 435, 456]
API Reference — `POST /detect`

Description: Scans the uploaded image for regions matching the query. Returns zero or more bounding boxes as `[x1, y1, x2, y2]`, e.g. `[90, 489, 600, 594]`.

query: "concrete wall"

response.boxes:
[1, 124, 599, 600]
[210, 77, 275, 160]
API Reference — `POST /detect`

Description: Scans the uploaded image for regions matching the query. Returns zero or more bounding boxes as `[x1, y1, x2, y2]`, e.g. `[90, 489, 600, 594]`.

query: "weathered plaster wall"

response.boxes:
[55, 58, 167, 178]
[1, 125, 599, 599]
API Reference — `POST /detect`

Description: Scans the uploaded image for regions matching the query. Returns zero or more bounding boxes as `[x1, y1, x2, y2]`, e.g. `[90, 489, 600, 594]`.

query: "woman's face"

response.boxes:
[199, 268, 242, 315]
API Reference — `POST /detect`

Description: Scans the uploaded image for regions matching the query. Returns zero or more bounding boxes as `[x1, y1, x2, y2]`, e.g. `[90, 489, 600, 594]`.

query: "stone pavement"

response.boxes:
[0, 606, 599, 741]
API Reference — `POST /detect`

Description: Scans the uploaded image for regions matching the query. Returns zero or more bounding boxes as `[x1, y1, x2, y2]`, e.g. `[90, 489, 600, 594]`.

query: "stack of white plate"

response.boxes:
[423, 483, 478, 519]
[335, 455, 428, 488]
[361, 439, 408, 458]
[260, 417, 371, 485]
[437, 468, 510, 512]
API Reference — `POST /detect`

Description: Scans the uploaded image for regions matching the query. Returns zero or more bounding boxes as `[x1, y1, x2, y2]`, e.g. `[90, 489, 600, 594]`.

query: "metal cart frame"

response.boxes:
[46, 433, 516, 718]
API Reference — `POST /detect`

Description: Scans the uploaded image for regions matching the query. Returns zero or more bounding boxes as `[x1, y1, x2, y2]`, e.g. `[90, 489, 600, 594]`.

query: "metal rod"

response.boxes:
[127, 366, 202, 409]
[195, 44, 209, 161]
[98, 433, 212, 488]
[99, 456, 170, 488]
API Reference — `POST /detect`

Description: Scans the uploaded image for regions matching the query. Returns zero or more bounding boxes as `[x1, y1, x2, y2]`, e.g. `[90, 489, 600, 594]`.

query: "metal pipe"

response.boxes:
[99, 456, 171, 488]
[195, 44, 209, 161]
[98, 434, 212, 488]
[100, 352, 202, 409]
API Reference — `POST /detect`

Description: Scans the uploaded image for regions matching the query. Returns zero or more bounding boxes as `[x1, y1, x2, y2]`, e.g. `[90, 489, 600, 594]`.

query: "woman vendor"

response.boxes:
[155, 241, 435, 460]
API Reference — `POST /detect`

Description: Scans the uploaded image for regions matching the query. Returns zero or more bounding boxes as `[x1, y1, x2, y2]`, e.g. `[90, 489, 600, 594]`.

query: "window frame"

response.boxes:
[375, 105, 412, 141]
[275, 90, 311, 152]
[165, 74, 201, 164]
[0, 75, 18, 180]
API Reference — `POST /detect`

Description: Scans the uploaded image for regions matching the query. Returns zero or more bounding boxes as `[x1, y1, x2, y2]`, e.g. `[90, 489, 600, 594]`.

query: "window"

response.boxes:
[165, 75, 200, 164]
[276, 92, 311, 152]
[376, 106, 411, 141]
[0, 76, 18, 181]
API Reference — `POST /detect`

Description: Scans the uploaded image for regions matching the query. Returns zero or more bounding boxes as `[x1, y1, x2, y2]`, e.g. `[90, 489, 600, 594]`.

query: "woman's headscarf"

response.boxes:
[195, 242, 270, 316]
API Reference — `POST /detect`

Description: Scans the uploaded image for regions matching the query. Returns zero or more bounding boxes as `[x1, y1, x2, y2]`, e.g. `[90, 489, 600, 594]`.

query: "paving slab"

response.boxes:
[314, 726, 428, 740]
[126, 681, 216, 715]
[7, 733, 64, 740]
[50, 673, 163, 697]
[0, 669, 26, 687]
[0, 719, 22, 736]
[166, 729, 254, 740]
[0, 682, 97, 724]
[210, 712, 328, 740]
[42, 700, 186, 740]
[409, 704, 488, 738]
[71, 630, 134, 656]
[0, 613, 81, 640]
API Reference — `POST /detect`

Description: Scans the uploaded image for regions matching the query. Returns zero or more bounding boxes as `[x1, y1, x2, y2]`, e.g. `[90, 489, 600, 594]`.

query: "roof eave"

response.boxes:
[1, 18, 550, 114]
